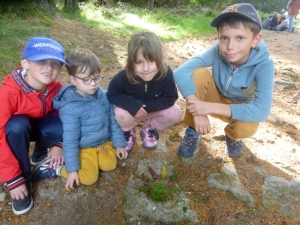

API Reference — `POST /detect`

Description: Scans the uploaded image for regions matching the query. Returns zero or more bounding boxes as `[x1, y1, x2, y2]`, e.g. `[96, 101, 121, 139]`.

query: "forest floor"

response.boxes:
[0, 16, 300, 225]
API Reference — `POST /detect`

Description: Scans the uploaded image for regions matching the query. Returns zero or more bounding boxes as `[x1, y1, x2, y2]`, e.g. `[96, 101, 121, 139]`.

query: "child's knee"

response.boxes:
[78, 172, 99, 185]
[99, 160, 117, 172]
[6, 115, 31, 134]
[159, 104, 182, 126]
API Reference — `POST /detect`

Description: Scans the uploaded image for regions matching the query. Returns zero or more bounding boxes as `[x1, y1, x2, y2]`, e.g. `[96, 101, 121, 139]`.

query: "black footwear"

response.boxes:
[32, 159, 57, 182]
[12, 182, 33, 215]
[225, 135, 243, 158]
[30, 149, 49, 165]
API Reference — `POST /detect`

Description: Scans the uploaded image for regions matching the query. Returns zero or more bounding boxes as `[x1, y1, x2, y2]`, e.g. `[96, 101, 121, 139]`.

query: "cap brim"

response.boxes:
[26, 54, 70, 66]
[210, 12, 260, 28]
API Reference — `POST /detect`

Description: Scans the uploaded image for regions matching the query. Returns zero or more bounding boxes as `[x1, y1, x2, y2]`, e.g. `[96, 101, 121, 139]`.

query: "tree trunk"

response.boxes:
[148, 0, 154, 10]
[64, 0, 79, 11]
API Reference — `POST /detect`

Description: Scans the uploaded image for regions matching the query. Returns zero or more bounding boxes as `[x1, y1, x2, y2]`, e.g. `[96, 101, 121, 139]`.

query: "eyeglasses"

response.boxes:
[74, 75, 104, 85]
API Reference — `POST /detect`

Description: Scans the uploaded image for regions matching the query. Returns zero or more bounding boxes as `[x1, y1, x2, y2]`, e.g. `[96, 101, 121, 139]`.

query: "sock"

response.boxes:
[55, 165, 63, 176]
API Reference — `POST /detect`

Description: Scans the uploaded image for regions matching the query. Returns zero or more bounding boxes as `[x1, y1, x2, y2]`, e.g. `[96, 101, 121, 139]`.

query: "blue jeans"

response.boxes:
[5, 115, 63, 180]
[288, 14, 294, 32]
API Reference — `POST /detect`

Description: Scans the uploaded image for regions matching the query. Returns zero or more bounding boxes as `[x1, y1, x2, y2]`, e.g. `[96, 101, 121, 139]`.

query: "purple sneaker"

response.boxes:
[140, 121, 159, 150]
[123, 127, 136, 152]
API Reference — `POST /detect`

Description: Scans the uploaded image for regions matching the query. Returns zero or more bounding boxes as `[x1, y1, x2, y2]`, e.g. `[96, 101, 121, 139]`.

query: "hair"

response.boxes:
[125, 31, 167, 84]
[65, 49, 101, 76]
[217, 16, 261, 36]
[281, 15, 286, 20]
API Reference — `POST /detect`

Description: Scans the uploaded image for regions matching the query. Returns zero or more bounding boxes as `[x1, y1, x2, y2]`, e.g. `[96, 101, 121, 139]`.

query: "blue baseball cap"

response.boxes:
[21, 37, 69, 66]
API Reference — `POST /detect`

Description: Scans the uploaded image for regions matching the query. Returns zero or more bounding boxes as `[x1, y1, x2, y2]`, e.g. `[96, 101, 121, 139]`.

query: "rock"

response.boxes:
[262, 176, 300, 222]
[274, 78, 294, 90]
[123, 159, 199, 224]
[207, 163, 255, 208]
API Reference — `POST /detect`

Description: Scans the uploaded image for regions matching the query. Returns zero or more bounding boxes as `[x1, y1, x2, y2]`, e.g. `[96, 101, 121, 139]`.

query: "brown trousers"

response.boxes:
[183, 68, 259, 141]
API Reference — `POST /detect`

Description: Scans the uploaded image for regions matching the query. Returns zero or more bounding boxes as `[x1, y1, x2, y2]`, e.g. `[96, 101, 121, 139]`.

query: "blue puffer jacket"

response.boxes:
[53, 83, 125, 173]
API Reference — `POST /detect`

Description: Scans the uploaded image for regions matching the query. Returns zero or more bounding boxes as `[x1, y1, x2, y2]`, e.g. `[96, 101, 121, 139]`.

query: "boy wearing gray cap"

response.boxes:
[0, 37, 69, 215]
[174, 3, 274, 158]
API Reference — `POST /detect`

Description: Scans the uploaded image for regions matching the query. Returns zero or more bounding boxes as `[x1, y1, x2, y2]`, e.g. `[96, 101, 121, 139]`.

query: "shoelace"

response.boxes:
[229, 139, 240, 147]
[148, 129, 159, 140]
[123, 130, 132, 141]
[184, 134, 197, 146]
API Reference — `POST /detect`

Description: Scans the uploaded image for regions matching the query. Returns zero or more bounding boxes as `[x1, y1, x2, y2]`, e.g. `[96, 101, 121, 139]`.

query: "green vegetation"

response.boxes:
[168, 132, 180, 141]
[0, 1, 216, 78]
[139, 179, 181, 202]
[57, 4, 216, 41]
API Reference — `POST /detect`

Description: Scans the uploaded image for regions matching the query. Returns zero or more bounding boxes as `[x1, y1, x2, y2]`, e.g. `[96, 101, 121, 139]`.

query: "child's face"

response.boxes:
[70, 69, 102, 97]
[21, 59, 62, 90]
[217, 23, 262, 68]
[133, 49, 159, 82]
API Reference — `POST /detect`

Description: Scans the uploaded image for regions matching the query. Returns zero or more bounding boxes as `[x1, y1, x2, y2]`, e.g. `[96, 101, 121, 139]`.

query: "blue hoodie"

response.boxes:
[173, 40, 274, 122]
[53, 84, 125, 173]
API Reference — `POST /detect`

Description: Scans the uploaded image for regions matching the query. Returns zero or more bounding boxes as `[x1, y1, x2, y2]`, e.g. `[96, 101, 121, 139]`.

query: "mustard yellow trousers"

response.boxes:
[183, 68, 259, 141]
[60, 141, 117, 185]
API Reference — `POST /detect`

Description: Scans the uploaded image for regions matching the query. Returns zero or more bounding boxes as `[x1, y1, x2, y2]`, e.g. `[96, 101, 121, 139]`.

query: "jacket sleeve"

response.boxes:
[173, 44, 217, 97]
[107, 72, 144, 116]
[230, 61, 275, 122]
[144, 68, 178, 113]
[0, 88, 25, 189]
[59, 104, 81, 173]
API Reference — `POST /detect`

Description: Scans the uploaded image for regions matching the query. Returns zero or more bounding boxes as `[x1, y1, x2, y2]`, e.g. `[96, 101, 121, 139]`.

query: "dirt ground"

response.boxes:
[1, 17, 300, 225]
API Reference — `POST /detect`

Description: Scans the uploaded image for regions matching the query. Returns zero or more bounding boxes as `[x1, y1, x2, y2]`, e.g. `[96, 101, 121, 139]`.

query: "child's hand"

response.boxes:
[9, 183, 28, 200]
[187, 99, 211, 116]
[65, 171, 80, 191]
[116, 147, 128, 160]
[48, 146, 64, 169]
[135, 105, 147, 118]
[193, 115, 211, 135]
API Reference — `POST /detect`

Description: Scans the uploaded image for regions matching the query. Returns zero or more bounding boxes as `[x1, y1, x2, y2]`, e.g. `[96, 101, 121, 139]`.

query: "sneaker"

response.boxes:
[32, 159, 57, 182]
[30, 149, 49, 165]
[123, 127, 136, 152]
[225, 135, 243, 158]
[177, 127, 201, 158]
[12, 182, 33, 215]
[140, 121, 159, 150]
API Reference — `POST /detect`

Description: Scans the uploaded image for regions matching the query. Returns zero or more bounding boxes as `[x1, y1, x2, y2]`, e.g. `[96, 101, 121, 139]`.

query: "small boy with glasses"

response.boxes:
[32, 49, 128, 191]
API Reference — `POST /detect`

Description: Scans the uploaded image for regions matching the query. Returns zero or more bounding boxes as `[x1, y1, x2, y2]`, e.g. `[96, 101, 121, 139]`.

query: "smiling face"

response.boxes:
[21, 59, 62, 93]
[133, 49, 159, 82]
[69, 69, 100, 97]
[217, 22, 262, 68]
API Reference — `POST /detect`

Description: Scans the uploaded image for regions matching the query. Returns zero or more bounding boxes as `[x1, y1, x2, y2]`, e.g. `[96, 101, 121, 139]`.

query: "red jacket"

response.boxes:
[0, 67, 63, 189]
[289, 0, 300, 15]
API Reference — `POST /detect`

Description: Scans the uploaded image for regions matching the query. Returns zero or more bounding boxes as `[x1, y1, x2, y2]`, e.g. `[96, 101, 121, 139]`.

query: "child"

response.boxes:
[269, 12, 279, 29]
[0, 37, 68, 215]
[173, 3, 274, 158]
[273, 15, 289, 31]
[32, 49, 128, 191]
[107, 31, 182, 151]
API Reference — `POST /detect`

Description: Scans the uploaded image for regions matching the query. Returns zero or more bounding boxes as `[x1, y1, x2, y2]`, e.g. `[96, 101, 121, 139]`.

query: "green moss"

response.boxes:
[139, 179, 181, 202]
[168, 132, 180, 141]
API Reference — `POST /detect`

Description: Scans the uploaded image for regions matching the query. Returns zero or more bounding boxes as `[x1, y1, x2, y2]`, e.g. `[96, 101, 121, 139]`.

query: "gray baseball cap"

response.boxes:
[210, 3, 262, 30]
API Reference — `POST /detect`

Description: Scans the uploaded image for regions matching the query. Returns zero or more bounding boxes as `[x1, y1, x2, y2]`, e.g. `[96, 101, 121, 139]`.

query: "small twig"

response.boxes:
[148, 167, 158, 180]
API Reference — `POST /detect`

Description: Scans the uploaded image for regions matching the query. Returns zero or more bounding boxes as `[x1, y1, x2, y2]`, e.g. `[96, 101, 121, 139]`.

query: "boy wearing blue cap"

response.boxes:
[0, 37, 69, 215]
[174, 3, 274, 158]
